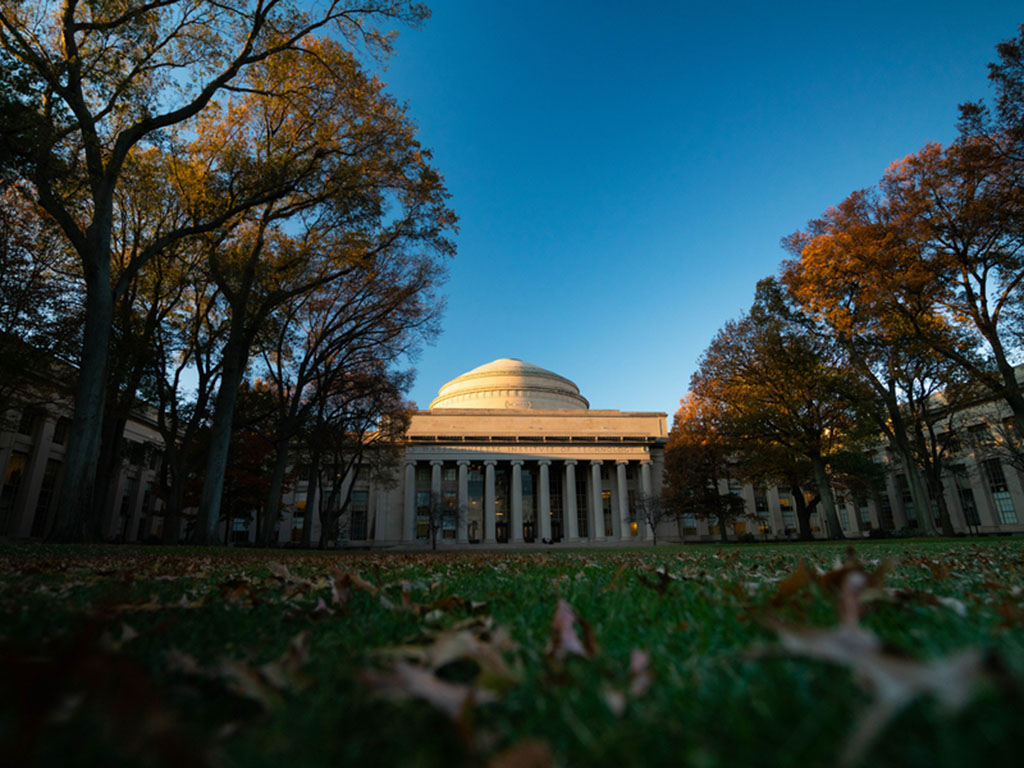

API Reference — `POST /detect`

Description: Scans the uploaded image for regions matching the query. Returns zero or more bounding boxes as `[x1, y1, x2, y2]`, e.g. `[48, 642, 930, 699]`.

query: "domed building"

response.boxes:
[357, 358, 669, 546]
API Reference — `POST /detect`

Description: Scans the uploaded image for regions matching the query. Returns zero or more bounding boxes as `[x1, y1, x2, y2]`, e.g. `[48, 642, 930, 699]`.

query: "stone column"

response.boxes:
[403, 460, 417, 542]
[640, 460, 653, 541]
[457, 459, 470, 543]
[14, 415, 56, 537]
[511, 460, 524, 542]
[484, 460, 497, 544]
[616, 460, 629, 540]
[590, 460, 604, 539]
[429, 460, 444, 544]
[564, 460, 578, 541]
[845, 498, 862, 536]
[538, 460, 552, 542]
[430, 460, 443, 498]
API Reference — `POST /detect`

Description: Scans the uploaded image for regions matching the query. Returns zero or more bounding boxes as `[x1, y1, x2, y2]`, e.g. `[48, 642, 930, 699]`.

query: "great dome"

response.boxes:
[429, 358, 589, 410]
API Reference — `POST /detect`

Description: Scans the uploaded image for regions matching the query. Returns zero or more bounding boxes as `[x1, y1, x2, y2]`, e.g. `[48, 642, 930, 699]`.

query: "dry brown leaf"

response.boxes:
[164, 648, 203, 676]
[772, 560, 814, 606]
[772, 620, 988, 766]
[360, 661, 497, 719]
[603, 563, 628, 592]
[218, 659, 280, 711]
[636, 568, 675, 595]
[602, 685, 626, 717]
[546, 598, 595, 662]
[628, 648, 653, 698]
[259, 630, 312, 693]
[487, 739, 553, 768]
[267, 561, 291, 581]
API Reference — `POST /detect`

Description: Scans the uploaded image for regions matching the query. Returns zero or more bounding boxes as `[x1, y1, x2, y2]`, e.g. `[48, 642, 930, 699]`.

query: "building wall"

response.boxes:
[1, 402, 163, 541]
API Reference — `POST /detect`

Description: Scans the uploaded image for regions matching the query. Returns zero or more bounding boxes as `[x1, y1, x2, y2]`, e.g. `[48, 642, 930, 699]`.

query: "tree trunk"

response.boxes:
[259, 435, 292, 547]
[301, 451, 320, 549]
[49, 272, 114, 542]
[160, 456, 186, 545]
[883, 396, 938, 536]
[811, 454, 844, 540]
[318, 473, 342, 549]
[789, 478, 813, 540]
[196, 324, 250, 544]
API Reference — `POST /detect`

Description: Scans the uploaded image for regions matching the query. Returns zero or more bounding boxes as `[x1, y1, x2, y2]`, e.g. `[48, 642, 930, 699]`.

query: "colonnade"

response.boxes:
[402, 457, 654, 545]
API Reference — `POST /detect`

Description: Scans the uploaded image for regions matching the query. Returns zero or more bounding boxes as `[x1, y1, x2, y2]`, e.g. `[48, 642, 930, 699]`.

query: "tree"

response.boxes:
[305, 365, 411, 549]
[0, 0, 433, 541]
[882, 142, 1024, 434]
[691, 279, 869, 540]
[253, 247, 444, 548]
[191, 36, 454, 545]
[632, 491, 673, 546]
[781, 190, 977, 537]
[421, 490, 463, 551]
[663, 393, 747, 542]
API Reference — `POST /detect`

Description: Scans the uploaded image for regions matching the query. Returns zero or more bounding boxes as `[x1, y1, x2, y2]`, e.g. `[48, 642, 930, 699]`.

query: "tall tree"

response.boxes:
[306, 365, 411, 548]
[663, 393, 746, 543]
[190, 37, 454, 544]
[691, 279, 867, 540]
[0, 0, 432, 541]
[253, 251, 443, 547]
[781, 190, 977, 536]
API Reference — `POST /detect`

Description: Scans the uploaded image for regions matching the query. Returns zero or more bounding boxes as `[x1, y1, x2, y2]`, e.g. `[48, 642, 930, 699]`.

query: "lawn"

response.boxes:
[2, 539, 1022, 767]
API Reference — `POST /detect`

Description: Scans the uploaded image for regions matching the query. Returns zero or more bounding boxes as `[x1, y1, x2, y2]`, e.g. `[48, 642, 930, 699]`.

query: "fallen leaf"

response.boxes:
[603, 563, 628, 592]
[360, 661, 497, 719]
[628, 648, 653, 698]
[546, 598, 595, 662]
[487, 739, 553, 768]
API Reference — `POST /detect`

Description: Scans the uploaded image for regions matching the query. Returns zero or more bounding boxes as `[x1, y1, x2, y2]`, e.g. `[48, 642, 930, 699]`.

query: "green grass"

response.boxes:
[2, 539, 1023, 767]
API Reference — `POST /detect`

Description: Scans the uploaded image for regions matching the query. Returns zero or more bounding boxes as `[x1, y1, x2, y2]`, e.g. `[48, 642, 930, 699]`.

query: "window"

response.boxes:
[575, 476, 588, 538]
[231, 517, 249, 543]
[1, 451, 28, 535]
[53, 417, 71, 446]
[878, 493, 895, 530]
[969, 424, 992, 449]
[130, 442, 145, 467]
[982, 459, 1017, 524]
[896, 474, 917, 527]
[951, 467, 981, 528]
[17, 408, 36, 437]
[601, 490, 613, 536]
[838, 506, 849, 530]
[32, 458, 61, 537]
[291, 500, 306, 543]
[681, 513, 697, 536]
[857, 498, 871, 528]
[350, 490, 368, 540]
[754, 488, 769, 515]
[778, 494, 796, 529]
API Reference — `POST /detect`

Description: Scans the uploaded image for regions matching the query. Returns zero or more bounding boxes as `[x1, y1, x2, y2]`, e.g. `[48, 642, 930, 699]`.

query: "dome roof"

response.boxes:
[429, 358, 589, 410]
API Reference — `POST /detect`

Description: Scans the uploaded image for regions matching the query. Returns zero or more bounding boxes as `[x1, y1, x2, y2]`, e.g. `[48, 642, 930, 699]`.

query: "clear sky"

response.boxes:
[375, 1, 1022, 417]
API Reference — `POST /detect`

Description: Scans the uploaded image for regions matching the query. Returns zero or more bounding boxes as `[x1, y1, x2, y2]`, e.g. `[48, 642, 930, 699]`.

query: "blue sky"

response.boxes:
[375, 1, 1022, 417]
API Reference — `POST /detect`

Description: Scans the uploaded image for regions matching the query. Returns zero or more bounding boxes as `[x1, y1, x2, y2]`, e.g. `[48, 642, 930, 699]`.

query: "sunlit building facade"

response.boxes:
[298, 358, 670, 546]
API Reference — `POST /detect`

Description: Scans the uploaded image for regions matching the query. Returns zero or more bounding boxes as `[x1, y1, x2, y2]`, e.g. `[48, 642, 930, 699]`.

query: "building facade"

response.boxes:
[5, 357, 1024, 544]
[290, 358, 670, 546]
